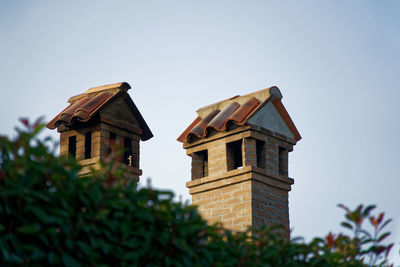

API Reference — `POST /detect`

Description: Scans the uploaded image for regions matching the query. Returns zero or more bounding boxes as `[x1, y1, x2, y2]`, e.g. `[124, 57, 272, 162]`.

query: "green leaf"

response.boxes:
[95, 209, 110, 220]
[377, 232, 391, 242]
[66, 239, 74, 249]
[77, 240, 96, 259]
[340, 222, 353, 230]
[362, 204, 376, 217]
[62, 253, 80, 267]
[359, 229, 372, 239]
[379, 218, 393, 231]
[30, 205, 48, 223]
[4, 252, 24, 264]
[29, 249, 46, 261]
[47, 252, 60, 264]
[17, 223, 41, 234]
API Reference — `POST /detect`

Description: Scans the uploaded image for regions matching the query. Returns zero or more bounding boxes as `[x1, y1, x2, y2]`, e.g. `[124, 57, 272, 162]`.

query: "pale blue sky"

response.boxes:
[1, 1, 399, 263]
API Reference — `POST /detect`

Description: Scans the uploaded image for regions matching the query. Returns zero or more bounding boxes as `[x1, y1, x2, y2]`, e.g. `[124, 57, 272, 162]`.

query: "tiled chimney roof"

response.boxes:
[47, 82, 153, 141]
[177, 86, 301, 143]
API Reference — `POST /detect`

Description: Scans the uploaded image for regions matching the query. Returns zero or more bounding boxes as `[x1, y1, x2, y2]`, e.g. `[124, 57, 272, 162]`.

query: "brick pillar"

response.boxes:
[243, 138, 257, 167]
[279, 147, 289, 177]
[133, 135, 140, 168]
[265, 137, 279, 178]
[207, 140, 228, 177]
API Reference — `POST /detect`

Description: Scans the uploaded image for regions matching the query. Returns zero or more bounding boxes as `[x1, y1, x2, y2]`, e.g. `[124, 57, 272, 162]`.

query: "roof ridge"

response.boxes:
[67, 82, 131, 103]
[196, 86, 277, 119]
[87, 82, 131, 94]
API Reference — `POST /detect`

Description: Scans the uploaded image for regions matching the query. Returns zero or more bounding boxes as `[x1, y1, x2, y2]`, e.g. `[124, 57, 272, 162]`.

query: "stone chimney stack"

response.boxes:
[47, 82, 153, 181]
[177, 86, 301, 231]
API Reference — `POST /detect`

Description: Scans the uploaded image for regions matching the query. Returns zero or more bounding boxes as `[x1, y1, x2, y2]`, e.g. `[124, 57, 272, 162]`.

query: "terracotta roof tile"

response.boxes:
[208, 102, 240, 131]
[179, 99, 261, 143]
[47, 91, 116, 129]
[176, 117, 202, 143]
[47, 82, 153, 141]
[177, 86, 301, 143]
[228, 97, 260, 124]
[188, 109, 220, 139]
[73, 92, 111, 121]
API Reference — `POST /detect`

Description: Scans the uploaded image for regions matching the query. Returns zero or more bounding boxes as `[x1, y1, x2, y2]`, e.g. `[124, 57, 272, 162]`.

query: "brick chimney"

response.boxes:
[177, 86, 301, 231]
[47, 82, 153, 181]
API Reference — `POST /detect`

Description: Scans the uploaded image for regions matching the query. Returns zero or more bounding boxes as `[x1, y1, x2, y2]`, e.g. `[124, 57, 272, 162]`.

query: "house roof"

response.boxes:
[46, 82, 153, 141]
[177, 86, 301, 143]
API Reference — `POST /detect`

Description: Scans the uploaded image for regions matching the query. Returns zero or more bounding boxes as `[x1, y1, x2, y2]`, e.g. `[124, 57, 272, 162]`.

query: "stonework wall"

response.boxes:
[186, 125, 295, 231]
[192, 181, 252, 231]
[59, 120, 142, 181]
[60, 124, 100, 160]
[252, 180, 289, 228]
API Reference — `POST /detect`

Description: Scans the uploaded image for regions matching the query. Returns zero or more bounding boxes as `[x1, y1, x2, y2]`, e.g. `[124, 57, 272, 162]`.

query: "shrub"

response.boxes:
[0, 119, 395, 266]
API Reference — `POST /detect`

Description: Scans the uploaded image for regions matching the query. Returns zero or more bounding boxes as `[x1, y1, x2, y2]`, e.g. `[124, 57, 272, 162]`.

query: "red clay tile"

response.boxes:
[177, 97, 262, 143]
[188, 109, 220, 139]
[58, 97, 91, 124]
[228, 97, 260, 124]
[177, 87, 301, 143]
[47, 82, 153, 141]
[208, 102, 240, 131]
[58, 113, 73, 125]
[74, 92, 110, 121]
[177, 98, 263, 143]
[177, 117, 202, 143]
[48, 92, 117, 128]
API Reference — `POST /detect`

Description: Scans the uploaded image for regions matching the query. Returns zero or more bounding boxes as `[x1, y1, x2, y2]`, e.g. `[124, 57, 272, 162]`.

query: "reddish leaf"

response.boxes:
[33, 116, 44, 128]
[20, 118, 29, 127]
[356, 204, 363, 216]
[338, 203, 350, 213]
[369, 216, 378, 227]
[377, 212, 384, 224]
[377, 246, 386, 254]
[326, 232, 335, 247]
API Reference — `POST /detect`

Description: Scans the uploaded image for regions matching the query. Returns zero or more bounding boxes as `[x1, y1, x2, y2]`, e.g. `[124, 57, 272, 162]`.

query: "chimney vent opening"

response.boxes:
[227, 139, 243, 171]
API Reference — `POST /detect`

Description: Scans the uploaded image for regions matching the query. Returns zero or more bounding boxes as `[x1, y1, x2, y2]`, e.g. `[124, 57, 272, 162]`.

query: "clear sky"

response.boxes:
[1, 0, 399, 263]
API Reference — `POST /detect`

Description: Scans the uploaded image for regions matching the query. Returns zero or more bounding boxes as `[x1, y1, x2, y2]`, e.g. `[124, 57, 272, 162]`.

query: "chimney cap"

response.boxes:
[86, 82, 131, 94]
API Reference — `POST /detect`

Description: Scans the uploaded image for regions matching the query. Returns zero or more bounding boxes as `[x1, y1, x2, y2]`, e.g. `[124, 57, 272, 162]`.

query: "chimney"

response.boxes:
[177, 86, 301, 231]
[47, 82, 153, 181]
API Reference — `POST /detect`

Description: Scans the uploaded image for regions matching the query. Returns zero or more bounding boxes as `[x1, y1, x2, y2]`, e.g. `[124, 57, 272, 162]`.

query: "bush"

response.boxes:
[0, 119, 395, 266]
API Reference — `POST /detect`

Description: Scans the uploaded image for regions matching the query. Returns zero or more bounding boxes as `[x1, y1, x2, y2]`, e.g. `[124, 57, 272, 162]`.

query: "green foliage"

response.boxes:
[0, 119, 396, 266]
[335, 204, 394, 266]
